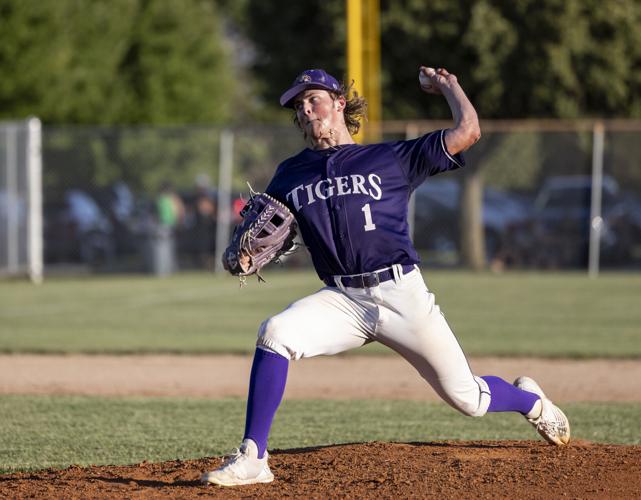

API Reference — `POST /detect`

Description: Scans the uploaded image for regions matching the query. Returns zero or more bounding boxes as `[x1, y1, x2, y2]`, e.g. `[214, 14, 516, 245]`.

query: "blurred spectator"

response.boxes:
[232, 196, 246, 224]
[156, 182, 185, 229]
[149, 182, 185, 275]
[192, 175, 217, 270]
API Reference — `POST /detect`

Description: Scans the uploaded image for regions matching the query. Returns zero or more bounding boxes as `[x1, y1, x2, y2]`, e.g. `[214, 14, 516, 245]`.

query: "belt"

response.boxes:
[324, 264, 416, 289]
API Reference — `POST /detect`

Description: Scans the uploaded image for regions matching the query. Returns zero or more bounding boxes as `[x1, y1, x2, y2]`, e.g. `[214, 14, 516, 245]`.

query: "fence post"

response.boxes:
[27, 117, 43, 284]
[588, 121, 605, 279]
[214, 129, 234, 273]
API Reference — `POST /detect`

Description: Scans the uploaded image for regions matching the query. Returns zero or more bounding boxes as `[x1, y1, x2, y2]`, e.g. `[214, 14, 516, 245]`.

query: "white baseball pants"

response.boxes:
[257, 265, 490, 417]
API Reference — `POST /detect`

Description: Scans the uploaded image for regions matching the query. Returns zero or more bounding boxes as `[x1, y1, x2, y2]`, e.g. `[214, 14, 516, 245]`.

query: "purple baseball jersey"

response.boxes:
[265, 129, 464, 281]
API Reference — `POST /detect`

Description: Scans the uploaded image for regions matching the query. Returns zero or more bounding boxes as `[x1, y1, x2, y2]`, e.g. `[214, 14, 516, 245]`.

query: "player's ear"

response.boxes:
[335, 96, 346, 112]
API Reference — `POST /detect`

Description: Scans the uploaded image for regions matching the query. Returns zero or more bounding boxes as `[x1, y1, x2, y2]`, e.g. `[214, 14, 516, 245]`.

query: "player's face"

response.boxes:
[293, 90, 345, 145]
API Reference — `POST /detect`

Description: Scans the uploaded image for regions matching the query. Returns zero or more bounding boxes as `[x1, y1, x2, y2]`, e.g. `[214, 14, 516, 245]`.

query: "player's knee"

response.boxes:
[256, 316, 299, 361]
[453, 398, 487, 418]
[446, 376, 491, 418]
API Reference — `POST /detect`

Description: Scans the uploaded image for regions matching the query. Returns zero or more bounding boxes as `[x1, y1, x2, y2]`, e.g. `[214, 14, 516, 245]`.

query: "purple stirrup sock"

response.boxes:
[243, 348, 289, 458]
[482, 375, 540, 414]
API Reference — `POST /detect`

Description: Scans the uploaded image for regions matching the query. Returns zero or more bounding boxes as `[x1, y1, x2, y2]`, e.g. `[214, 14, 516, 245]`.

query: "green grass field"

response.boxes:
[1, 270, 640, 357]
[1, 395, 639, 473]
[1, 269, 640, 473]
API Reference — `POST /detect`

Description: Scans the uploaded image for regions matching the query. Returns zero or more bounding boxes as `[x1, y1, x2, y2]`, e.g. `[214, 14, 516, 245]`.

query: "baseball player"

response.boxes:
[201, 67, 570, 487]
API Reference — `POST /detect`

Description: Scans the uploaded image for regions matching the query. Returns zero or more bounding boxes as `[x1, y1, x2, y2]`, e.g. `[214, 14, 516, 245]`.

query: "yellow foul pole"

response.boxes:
[364, 0, 381, 143]
[346, 0, 381, 143]
[347, 0, 364, 141]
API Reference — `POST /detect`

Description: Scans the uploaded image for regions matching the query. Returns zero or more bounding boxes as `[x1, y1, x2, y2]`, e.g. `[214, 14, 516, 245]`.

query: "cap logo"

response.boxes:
[281, 69, 338, 107]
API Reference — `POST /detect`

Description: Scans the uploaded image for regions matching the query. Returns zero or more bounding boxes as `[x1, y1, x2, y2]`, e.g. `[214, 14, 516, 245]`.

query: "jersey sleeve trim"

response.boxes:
[440, 129, 464, 168]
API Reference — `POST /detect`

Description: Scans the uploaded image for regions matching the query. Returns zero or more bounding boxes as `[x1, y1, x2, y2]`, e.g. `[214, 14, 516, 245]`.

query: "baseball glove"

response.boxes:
[222, 191, 298, 283]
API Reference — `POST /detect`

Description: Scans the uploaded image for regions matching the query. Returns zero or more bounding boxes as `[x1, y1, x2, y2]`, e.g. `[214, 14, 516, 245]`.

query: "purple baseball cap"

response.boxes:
[279, 69, 341, 108]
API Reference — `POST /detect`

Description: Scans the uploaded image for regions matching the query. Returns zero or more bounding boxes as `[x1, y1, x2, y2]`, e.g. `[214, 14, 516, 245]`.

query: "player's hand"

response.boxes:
[419, 67, 458, 95]
[239, 252, 251, 273]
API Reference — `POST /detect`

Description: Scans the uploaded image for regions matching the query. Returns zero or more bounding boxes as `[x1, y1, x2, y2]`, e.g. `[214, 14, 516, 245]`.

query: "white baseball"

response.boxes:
[419, 67, 436, 88]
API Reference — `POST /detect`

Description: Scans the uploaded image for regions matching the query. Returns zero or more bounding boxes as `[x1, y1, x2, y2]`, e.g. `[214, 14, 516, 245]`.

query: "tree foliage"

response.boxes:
[0, 0, 234, 124]
[245, 0, 346, 114]
[5, 0, 641, 199]
[244, 0, 641, 120]
[4, 0, 641, 124]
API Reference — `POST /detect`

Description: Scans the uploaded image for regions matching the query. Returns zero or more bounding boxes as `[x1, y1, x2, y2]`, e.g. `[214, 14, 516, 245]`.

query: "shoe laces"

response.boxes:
[536, 402, 567, 434]
[538, 420, 560, 436]
[219, 447, 244, 468]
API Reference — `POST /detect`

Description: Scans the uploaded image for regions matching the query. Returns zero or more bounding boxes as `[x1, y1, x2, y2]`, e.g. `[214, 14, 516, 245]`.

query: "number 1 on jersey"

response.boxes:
[361, 203, 376, 231]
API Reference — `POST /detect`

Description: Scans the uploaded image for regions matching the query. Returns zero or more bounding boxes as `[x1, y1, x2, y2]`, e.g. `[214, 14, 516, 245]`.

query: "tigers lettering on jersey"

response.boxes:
[286, 174, 382, 210]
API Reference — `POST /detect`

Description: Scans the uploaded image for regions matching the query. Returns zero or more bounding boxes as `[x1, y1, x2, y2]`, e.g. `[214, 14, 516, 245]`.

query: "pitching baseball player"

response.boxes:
[201, 67, 570, 487]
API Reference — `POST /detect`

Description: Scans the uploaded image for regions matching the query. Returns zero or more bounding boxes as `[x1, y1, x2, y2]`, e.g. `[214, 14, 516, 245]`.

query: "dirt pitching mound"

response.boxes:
[2, 441, 641, 499]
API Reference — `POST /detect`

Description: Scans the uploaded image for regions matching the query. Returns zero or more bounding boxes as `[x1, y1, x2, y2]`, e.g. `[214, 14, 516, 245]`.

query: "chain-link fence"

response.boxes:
[31, 121, 641, 275]
[40, 124, 304, 274]
[384, 120, 641, 272]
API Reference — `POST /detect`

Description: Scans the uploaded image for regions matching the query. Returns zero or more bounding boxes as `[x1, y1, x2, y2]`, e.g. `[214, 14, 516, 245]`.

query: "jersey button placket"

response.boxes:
[326, 159, 343, 248]
[334, 157, 354, 267]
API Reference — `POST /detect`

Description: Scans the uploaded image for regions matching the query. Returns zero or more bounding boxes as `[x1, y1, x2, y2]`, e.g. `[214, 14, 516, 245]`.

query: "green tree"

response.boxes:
[245, 0, 346, 114]
[0, 0, 234, 124]
[118, 0, 233, 124]
[494, 0, 641, 119]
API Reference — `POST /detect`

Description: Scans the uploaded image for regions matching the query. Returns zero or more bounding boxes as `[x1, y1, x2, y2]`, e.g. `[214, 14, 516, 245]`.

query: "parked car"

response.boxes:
[44, 190, 115, 266]
[412, 178, 531, 261]
[501, 175, 641, 268]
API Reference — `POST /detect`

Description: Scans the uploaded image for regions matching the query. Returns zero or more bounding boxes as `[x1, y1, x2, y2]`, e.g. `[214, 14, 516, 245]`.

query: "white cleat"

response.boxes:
[201, 439, 274, 487]
[514, 376, 571, 446]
